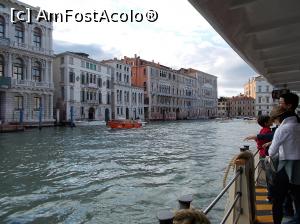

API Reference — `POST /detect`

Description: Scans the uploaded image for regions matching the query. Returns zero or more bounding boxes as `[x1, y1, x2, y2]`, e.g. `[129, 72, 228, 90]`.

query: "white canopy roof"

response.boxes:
[188, 0, 300, 90]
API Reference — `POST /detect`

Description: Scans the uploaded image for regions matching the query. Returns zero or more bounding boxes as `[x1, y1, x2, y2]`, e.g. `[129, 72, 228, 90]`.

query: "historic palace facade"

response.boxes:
[53, 52, 112, 123]
[0, 0, 54, 125]
[124, 55, 218, 120]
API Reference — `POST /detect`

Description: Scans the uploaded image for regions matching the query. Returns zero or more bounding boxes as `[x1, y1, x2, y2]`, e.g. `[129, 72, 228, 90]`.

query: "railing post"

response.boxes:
[225, 166, 240, 224]
[178, 194, 193, 209]
[157, 210, 174, 224]
[240, 145, 249, 152]
[231, 152, 256, 224]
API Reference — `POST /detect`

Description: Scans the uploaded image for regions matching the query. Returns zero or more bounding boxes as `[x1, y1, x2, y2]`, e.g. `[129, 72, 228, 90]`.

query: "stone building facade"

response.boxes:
[53, 52, 112, 123]
[123, 55, 218, 120]
[103, 58, 144, 120]
[180, 68, 218, 118]
[228, 95, 255, 118]
[0, 0, 54, 125]
[244, 75, 275, 116]
[217, 97, 230, 117]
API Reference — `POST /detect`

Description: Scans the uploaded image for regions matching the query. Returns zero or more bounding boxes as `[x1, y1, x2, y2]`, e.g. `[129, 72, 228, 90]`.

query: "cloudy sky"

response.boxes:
[22, 0, 255, 96]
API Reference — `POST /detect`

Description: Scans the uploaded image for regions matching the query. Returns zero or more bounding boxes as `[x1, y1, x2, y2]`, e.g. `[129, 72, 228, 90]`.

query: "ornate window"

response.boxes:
[15, 22, 24, 43]
[13, 58, 24, 80]
[0, 16, 5, 37]
[33, 27, 41, 47]
[0, 55, 4, 77]
[32, 61, 41, 82]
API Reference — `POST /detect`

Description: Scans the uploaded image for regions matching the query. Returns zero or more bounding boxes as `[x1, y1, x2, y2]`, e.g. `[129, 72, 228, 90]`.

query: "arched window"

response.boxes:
[33, 27, 41, 47]
[0, 16, 5, 37]
[32, 61, 41, 82]
[15, 22, 24, 43]
[0, 55, 4, 77]
[13, 58, 24, 80]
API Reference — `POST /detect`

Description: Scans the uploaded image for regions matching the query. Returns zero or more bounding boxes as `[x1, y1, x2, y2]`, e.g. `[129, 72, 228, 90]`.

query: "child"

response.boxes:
[256, 115, 272, 158]
[244, 115, 272, 188]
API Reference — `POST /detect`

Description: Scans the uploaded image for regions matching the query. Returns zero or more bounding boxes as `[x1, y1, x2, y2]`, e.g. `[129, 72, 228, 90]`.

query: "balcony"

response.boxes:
[0, 76, 11, 88]
[86, 83, 98, 88]
[11, 79, 53, 89]
[12, 41, 27, 49]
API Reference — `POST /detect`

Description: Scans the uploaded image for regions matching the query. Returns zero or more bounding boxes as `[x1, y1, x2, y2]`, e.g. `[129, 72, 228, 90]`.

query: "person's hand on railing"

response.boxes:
[262, 141, 272, 148]
[244, 135, 257, 141]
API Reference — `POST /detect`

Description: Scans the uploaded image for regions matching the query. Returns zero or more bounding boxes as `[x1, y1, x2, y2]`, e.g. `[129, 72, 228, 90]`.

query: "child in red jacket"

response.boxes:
[256, 115, 272, 157]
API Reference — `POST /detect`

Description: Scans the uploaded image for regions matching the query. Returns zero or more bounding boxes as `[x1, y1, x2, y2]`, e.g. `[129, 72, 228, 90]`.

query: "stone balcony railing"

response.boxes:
[11, 79, 54, 89]
[87, 83, 98, 88]
[9, 41, 54, 55]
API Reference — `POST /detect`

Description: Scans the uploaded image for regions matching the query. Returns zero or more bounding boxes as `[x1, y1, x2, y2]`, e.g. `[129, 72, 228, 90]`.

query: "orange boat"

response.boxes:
[107, 120, 142, 129]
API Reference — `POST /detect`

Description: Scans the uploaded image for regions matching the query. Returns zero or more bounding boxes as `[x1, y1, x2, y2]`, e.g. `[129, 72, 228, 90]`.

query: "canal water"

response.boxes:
[0, 120, 258, 224]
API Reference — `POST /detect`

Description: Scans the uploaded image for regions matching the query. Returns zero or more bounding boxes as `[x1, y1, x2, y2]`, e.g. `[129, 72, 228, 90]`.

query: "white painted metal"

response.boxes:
[188, 0, 300, 91]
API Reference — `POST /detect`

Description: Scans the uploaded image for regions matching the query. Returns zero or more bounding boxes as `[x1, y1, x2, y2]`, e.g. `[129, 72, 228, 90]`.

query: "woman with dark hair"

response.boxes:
[268, 106, 300, 224]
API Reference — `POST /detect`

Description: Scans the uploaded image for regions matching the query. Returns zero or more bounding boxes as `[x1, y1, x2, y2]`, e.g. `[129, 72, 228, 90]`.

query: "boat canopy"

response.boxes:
[188, 0, 300, 91]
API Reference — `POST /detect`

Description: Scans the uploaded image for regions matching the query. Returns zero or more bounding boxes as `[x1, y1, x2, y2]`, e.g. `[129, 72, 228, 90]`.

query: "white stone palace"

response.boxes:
[53, 52, 112, 123]
[0, 0, 54, 125]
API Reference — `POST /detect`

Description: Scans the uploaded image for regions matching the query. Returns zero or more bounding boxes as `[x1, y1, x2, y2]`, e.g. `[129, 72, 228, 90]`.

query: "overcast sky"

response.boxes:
[22, 0, 256, 96]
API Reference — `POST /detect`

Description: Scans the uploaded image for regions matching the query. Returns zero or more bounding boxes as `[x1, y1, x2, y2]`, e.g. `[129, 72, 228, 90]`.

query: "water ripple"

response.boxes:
[0, 120, 258, 224]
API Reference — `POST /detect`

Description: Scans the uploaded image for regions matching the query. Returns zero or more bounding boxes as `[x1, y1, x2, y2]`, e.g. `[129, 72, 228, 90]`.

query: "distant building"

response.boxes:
[103, 58, 144, 120]
[217, 97, 230, 117]
[244, 76, 275, 116]
[53, 52, 112, 123]
[0, 1, 54, 125]
[123, 55, 218, 120]
[180, 68, 218, 118]
[228, 94, 255, 117]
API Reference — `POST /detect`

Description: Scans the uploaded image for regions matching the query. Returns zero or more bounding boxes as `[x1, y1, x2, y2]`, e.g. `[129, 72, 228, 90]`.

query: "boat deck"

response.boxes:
[255, 186, 273, 224]
[255, 185, 296, 224]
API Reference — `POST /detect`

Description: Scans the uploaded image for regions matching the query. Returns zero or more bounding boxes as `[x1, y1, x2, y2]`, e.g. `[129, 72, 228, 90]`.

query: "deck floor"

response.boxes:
[255, 186, 273, 224]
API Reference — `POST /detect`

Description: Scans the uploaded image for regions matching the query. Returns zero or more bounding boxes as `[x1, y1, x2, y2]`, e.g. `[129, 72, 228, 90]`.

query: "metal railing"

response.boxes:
[157, 145, 254, 224]
[204, 167, 242, 215]
[253, 149, 263, 185]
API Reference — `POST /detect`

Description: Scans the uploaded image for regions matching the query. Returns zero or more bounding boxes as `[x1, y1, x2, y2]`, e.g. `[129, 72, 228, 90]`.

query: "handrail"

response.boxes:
[220, 192, 241, 224]
[255, 159, 261, 170]
[157, 147, 255, 224]
[253, 149, 259, 157]
[203, 167, 243, 214]
[254, 149, 264, 184]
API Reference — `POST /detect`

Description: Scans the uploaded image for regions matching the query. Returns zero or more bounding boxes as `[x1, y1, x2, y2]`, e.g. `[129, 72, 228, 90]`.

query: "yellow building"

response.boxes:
[244, 77, 256, 99]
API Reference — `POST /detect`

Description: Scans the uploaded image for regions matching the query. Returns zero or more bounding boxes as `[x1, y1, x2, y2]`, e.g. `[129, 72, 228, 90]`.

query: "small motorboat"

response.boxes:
[74, 120, 106, 126]
[107, 120, 142, 129]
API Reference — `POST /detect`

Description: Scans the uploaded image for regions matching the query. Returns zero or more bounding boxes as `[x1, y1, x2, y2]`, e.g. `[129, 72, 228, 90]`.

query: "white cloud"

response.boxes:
[22, 0, 255, 96]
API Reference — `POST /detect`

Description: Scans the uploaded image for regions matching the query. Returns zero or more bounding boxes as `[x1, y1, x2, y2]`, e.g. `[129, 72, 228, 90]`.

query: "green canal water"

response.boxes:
[0, 120, 258, 224]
